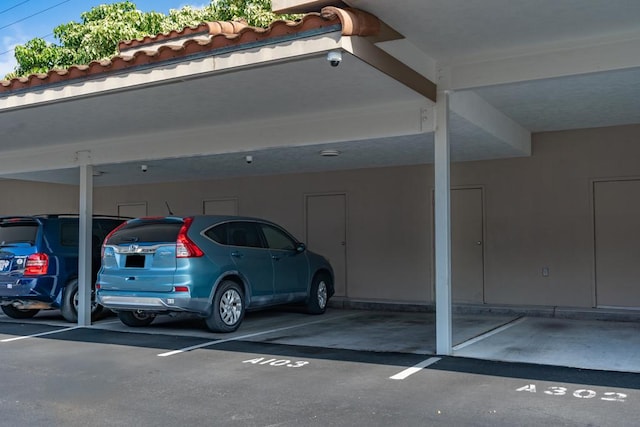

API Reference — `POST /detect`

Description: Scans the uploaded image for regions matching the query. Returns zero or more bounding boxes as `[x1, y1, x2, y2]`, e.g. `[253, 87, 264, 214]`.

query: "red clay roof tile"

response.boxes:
[0, 7, 380, 95]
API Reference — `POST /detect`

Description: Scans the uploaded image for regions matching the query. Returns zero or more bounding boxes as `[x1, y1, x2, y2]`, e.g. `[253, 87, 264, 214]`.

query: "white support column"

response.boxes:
[434, 91, 452, 355]
[78, 154, 93, 326]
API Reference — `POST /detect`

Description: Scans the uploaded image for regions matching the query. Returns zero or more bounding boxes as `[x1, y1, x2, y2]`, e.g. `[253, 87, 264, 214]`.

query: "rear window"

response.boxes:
[106, 219, 182, 245]
[0, 221, 38, 245]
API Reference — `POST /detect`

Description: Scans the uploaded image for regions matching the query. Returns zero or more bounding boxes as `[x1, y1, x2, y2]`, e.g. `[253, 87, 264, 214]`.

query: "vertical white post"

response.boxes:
[434, 91, 452, 355]
[78, 157, 93, 326]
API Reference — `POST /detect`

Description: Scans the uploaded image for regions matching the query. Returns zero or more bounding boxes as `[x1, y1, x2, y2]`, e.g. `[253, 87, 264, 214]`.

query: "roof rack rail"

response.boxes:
[31, 214, 133, 219]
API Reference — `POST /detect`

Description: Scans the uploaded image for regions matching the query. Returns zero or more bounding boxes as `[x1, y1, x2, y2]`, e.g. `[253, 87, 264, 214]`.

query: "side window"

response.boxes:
[260, 224, 297, 251]
[228, 222, 263, 248]
[60, 222, 79, 247]
[205, 223, 228, 245]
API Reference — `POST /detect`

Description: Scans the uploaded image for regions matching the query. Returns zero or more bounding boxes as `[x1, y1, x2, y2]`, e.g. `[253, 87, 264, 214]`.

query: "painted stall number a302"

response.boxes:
[517, 384, 627, 402]
[242, 357, 309, 368]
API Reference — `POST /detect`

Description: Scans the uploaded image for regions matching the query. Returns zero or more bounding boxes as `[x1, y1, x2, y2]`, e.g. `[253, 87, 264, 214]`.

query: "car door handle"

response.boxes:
[231, 251, 243, 258]
[272, 255, 281, 261]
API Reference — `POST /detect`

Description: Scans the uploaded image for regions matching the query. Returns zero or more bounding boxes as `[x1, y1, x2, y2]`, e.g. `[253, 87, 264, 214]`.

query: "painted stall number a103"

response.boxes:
[243, 357, 309, 368]
[517, 384, 627, 402]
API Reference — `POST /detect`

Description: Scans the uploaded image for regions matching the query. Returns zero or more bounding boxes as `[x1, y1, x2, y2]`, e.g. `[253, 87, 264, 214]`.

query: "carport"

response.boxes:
[0, 7, 459, 354]
[2, 0, 640, 361]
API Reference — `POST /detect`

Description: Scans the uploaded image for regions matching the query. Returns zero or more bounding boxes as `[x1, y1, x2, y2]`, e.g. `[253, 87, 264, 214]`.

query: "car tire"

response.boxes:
[117, 311, 156, 327]
[61, 279, 104, 323]
[306, 273, 330, 314]
[1, 305, 40, 319]
[205, 280, 245, 333]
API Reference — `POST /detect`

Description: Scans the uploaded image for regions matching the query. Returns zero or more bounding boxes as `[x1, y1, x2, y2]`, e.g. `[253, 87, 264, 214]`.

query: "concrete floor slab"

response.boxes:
[3, 307, 638, 373]
[453, 316, 640, 373]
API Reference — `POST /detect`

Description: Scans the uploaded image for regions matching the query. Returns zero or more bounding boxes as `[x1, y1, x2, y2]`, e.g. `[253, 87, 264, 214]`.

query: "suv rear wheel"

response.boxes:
[205, 280, 245, 333]
[61, 279, 104, 323]
[1, 305, 40, 319]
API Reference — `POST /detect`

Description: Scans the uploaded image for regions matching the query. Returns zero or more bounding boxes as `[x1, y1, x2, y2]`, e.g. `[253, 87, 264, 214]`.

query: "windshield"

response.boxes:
[106, 219, 182, 245]
[0, 222, 38, 245]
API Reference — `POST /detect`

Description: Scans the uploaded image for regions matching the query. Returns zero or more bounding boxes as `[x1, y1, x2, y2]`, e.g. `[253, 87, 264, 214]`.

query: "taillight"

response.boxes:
[24, 253, 48, 275]
[176, 217, 204, 258]
[173, 286, 189, 292]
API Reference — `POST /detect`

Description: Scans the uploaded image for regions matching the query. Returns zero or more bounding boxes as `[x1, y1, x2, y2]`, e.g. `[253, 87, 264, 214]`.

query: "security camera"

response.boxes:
[141, 165, 148, 172]
[327, 50, 342, 67]
[245, 155, 253, 164]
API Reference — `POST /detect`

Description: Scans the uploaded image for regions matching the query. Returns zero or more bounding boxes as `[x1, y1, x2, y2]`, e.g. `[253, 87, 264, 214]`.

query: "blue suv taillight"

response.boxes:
[24, 253, 48, 275]
[176, 217, 204, 258]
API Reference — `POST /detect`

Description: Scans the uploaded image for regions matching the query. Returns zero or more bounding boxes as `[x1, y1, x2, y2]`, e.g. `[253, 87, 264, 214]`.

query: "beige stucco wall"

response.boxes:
[0, 180, 78, 215]
[2, 124, 639, 309]
[451, 124, 640, 307]
[93, 165, 434, 304]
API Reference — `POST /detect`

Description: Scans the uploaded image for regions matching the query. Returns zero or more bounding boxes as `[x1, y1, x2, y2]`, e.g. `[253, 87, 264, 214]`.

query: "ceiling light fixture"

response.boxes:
[320, 149, 340, 157]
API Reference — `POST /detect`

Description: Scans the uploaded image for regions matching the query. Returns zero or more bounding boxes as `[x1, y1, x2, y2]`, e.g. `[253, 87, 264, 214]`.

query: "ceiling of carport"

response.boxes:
[2, 115, 524, 186]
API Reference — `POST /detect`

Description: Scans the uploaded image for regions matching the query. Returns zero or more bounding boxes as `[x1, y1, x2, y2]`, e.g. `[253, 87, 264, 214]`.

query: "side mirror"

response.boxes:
[296, 243, 306, 253]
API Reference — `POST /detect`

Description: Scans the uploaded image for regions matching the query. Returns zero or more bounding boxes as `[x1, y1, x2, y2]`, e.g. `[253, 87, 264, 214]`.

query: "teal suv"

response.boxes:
[96, 216, 335, 332]
[0, 215, 125, 322]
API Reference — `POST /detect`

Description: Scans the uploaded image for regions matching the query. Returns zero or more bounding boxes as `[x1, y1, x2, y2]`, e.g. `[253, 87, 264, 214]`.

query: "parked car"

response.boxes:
[96, 215, 335, 332]
[0, 215, 126, 322]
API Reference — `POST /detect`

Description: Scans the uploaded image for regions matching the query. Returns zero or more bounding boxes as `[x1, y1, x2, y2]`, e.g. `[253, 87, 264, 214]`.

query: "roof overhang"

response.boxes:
[0, 7, 530, 186]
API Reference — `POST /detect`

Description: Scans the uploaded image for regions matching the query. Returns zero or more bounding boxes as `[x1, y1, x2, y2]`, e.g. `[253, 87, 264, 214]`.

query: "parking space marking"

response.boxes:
[452, 316, 527, 351]
[390, 357, 441, 380]
[157, 313, 358, 357]
[94, 319, 124, 325]
[1, 326, 81, 342]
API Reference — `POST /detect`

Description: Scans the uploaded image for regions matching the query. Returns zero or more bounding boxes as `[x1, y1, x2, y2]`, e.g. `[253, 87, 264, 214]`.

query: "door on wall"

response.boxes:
[594, 180, 640, 308]
[306, 194, 347, 297]
[118, 202, 147, 219]
[451, 188, 485, 303]
[203, 198, 238, 215]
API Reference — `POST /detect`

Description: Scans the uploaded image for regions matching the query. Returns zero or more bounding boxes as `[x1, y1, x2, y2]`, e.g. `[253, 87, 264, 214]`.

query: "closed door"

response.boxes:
[203, 199, 238, 215]
[259, 223, 307, 297]
[306, 194, 347, 296]
[451, 188, 485, 303]
[227, 221, 274, 306]
[117, 202, 147, 218]
[594, 180, 640, 307]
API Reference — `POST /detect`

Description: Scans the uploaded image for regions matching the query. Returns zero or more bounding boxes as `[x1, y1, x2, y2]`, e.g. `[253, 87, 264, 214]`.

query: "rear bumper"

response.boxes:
[0, 276, 57, 308]
[98, 291, 207, 314]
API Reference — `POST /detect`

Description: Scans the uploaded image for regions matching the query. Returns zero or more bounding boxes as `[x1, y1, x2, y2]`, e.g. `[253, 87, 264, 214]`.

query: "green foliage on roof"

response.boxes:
[6, 0, 298, 79]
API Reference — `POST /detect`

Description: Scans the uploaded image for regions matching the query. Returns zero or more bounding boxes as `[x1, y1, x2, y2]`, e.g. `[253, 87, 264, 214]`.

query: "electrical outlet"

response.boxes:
[542, 267, 550, 277]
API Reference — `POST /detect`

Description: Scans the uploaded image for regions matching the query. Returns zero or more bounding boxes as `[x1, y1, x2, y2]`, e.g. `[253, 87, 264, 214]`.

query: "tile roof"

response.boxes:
[0, 7, 380, 95]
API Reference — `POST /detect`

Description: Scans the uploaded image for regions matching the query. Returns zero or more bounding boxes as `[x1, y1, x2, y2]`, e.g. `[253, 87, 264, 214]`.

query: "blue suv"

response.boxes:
[97, 216, 335, 332]
[0, 215, 126, 322]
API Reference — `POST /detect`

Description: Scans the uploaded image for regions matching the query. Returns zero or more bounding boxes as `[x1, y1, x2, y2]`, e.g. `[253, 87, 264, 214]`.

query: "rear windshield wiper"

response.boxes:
[0, 240, 35, 247]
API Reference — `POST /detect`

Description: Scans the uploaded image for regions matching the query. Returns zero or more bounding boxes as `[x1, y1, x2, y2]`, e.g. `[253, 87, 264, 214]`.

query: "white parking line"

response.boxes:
[157, 313, 358, 357]
[452, 316, 527, 351]
[1, 326, 81, 342]
[390, 357, 441, 380]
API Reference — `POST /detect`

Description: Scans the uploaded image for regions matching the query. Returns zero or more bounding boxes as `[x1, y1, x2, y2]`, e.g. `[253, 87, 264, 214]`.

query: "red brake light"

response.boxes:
[25, 253, 49, 275]
[173, 286, 189, 292]
[176, 217, 204, 258]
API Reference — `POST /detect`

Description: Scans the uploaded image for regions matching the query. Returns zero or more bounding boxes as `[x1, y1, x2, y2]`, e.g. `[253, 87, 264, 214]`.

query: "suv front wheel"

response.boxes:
[117, 311, 156, 327]
[61, 279, 104, 323]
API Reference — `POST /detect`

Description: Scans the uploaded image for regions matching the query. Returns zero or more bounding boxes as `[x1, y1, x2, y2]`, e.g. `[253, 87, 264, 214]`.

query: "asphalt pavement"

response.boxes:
[0, 313, 638, 426]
